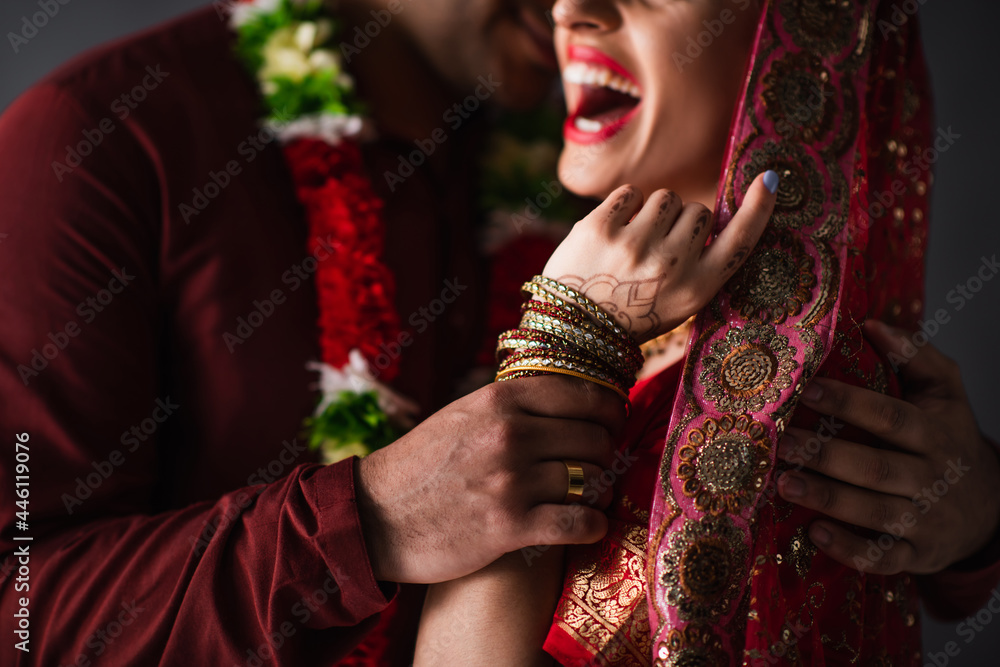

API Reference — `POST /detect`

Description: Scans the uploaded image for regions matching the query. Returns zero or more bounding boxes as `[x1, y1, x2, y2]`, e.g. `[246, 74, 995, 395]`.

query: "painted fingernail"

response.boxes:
[811, 524, 832, 547]
[763, 170, 780, 194]
[779, 473, 805, 498]
[801, 381, 823, 403]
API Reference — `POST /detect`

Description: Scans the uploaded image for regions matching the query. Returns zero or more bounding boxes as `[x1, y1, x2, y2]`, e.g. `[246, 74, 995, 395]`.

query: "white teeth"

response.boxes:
[574, 117, 603, 133]
[561, 61, 641, 99]
[562, 61, 589, 84]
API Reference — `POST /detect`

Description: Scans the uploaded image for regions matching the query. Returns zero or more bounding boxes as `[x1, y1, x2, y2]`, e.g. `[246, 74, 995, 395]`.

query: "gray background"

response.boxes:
[1, 0, 997, 663]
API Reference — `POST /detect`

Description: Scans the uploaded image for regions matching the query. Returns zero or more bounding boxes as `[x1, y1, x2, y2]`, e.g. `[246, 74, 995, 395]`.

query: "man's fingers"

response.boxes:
[798, 376, 927, 453]
[526, 460, 614, 509]
[777, 426, 923, 497]
[492, 375, 627, 434]
[521, 503, 609, 546]
[805, 520, 917, 575]
[526, 418, 615, 471]
[776, 470, 916, 535]
[698, 170, 777, 280]
[863, 319, 963, 394]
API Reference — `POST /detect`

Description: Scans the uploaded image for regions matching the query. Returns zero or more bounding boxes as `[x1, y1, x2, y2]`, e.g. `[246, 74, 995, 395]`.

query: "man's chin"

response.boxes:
[487, 68, 555, 112]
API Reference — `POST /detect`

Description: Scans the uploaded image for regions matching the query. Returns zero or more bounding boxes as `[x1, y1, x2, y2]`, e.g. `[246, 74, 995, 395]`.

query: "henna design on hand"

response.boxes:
[690, 210, 711, 241]
[554, 273, 666, 341]
[658, 192, 677, 214]
[606, 188, 635, 220]
[723, 246, 751, 274]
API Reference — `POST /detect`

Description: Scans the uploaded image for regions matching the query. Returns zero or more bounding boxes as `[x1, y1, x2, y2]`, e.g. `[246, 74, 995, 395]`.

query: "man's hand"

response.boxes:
[776, 319, 1000, 575]
[354, 375, 625, 584]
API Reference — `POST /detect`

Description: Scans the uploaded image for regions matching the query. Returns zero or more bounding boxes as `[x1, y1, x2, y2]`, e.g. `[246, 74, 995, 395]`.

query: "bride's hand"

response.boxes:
[542, 171, 779, 344]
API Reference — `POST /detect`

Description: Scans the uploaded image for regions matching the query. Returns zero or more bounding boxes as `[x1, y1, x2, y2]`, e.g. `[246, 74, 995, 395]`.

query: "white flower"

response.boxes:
[308, 48, 338, 72]
[260, 26, 312, 82]
[259, 21, 342, 84]
[293, 22, 318, 52]
[307, 351, 419, 426]
[266, 112, 366, 145]
[228, 0, 281, 29]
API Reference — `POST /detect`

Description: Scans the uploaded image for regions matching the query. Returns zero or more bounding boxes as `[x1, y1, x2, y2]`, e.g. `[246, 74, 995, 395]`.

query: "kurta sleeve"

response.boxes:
[0, 81, 395, 665]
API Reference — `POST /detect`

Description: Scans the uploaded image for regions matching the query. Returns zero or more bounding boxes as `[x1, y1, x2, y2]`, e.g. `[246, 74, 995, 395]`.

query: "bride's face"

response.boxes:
[554, 0, 760, 203]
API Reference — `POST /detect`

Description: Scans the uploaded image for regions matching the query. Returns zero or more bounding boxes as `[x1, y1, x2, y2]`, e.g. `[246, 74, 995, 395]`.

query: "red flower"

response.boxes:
[284, 137, 402, 380]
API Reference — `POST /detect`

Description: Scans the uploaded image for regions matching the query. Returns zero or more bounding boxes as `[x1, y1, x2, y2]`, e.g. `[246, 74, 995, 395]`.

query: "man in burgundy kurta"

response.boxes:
[0, 6, 494, 664]
[1, 4, 1000, 666]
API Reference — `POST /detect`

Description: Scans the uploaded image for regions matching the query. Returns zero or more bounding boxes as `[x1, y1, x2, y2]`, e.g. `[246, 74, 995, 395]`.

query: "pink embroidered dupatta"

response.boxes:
[646, 0, 932, 664]
[542, 0, 934, 664]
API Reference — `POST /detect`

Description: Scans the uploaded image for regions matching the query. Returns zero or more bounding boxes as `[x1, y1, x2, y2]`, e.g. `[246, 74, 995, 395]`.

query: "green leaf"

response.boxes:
[304, 390, 399, 455]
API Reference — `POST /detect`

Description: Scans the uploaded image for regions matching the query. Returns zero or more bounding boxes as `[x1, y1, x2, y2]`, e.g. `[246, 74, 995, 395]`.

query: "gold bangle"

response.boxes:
[495, 365, 630, 402]
[519, 314, 633, 373]
[528, 276, 632, 343]
[498, 350, 632, 391]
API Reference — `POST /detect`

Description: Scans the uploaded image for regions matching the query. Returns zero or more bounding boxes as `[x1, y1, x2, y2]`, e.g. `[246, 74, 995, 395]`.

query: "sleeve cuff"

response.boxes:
[304, 458, 399, 620]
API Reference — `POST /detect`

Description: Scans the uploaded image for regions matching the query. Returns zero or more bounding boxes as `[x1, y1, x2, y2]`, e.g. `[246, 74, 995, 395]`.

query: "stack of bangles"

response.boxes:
[494, 275, 644, 403]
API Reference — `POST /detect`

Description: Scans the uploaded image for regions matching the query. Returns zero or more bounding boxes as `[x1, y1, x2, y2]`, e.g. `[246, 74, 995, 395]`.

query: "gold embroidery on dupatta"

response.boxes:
[676, 416, 770, 516]
[700, 323, 798, 414]
[762, 53, 835, 145]
[788, 526, 818, 578]
[727, 229, 817, 324]
[652, 1, 875, 660]
[779, 0, 856, 56]
[738, 141, 826, 230]
[660, 514, 748, 621]
[654, 623, 728, 667]
[556, 497, 653, 665]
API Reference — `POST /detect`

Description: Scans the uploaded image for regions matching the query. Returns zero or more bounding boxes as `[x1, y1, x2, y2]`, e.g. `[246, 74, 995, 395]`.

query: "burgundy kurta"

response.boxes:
[0, 6, 485, 665]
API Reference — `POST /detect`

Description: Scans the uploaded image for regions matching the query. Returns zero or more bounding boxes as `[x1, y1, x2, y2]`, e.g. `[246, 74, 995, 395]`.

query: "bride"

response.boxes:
[412, 0, 995, 664]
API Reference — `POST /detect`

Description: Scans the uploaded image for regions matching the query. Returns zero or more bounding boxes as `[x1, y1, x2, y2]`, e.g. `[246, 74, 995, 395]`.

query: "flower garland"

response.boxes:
[232, 0, 406, 462]
[231, 0, 577, 462]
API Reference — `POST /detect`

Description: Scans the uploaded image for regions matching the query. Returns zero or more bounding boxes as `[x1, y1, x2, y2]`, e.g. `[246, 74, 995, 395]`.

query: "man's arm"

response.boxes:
[0, 82, 396, 664]
[0, 77, 626, 665]
[0, 461, 396, 664]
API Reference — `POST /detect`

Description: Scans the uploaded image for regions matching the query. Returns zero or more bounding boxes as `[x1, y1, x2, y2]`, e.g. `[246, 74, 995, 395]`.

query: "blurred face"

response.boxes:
[396, 0, 560, 110]
[553, 0, 760, 202]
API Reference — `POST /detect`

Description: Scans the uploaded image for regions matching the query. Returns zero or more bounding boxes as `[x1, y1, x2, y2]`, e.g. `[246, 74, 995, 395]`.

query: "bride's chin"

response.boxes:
[558, 158, 615, 201]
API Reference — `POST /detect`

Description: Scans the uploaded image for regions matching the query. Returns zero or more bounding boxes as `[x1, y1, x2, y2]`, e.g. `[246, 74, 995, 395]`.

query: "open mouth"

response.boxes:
[562, 46, 642, 144]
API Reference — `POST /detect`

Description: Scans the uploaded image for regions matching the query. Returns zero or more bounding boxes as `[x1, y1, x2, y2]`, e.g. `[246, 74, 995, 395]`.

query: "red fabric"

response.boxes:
[544, 362, 683, 664]
[476, 234, 560, 367]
